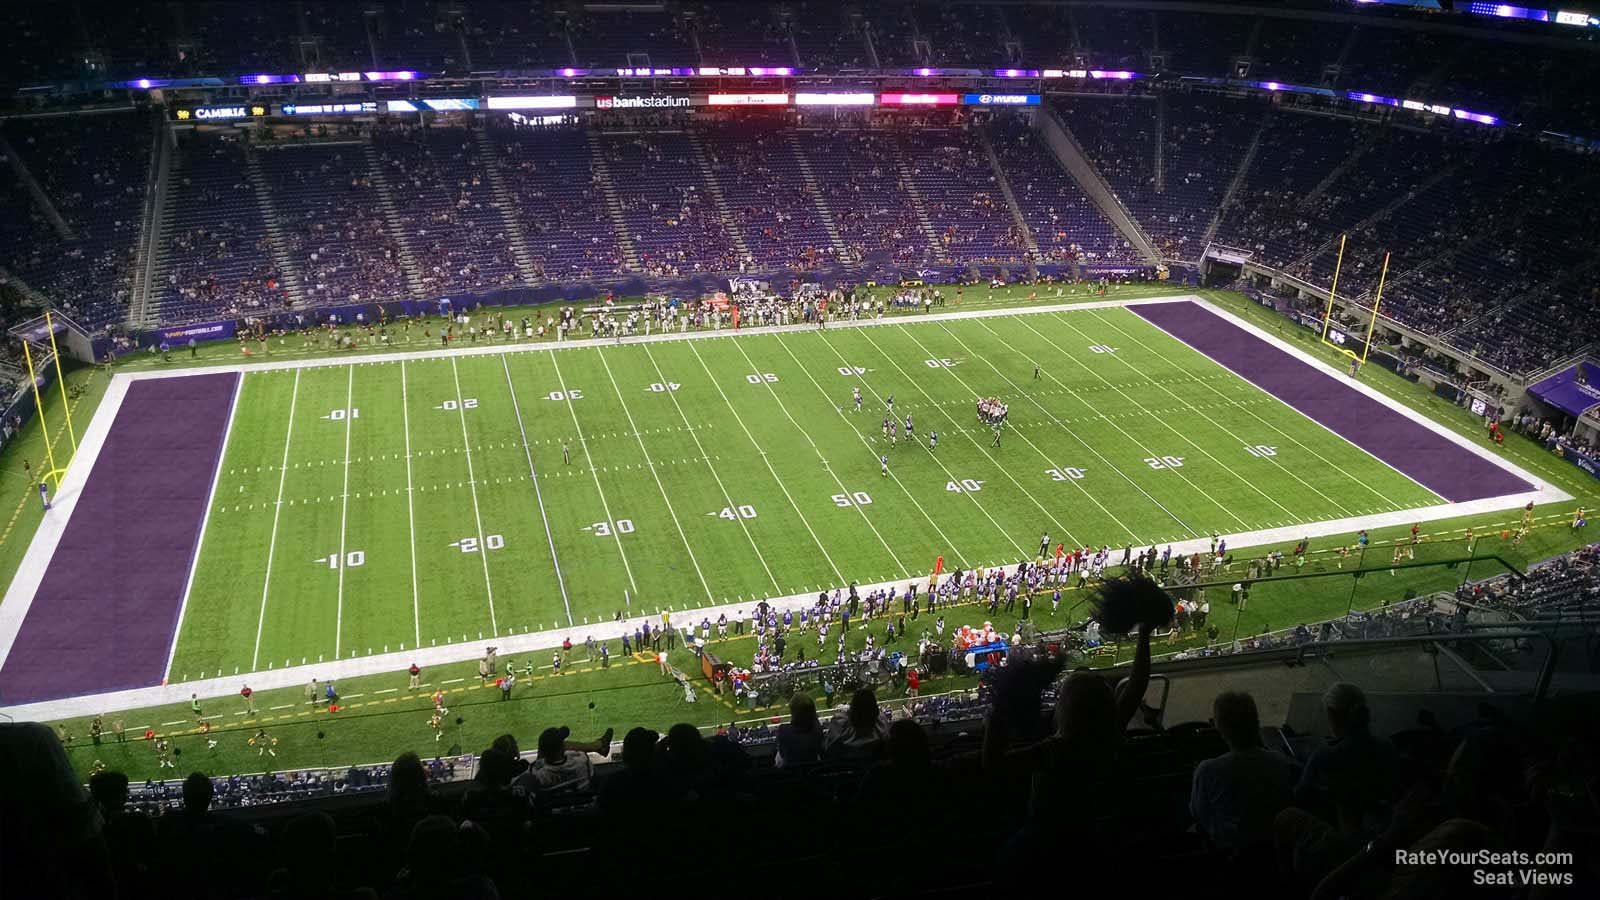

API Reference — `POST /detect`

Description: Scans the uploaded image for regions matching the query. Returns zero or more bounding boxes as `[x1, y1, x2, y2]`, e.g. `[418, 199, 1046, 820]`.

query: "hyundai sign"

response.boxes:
[962, 93, 1040, 105]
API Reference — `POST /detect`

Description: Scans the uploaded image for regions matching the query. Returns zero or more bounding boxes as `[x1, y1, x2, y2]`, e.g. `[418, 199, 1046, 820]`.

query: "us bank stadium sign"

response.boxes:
[594, 95, 691, 110]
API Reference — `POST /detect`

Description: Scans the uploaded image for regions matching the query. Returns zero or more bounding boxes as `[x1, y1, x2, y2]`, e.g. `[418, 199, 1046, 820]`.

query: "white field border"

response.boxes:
[0, 294, 1571, 721]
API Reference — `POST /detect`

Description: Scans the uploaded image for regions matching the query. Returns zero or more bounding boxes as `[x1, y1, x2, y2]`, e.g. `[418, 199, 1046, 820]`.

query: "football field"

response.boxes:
[162, 300, 1446, 680]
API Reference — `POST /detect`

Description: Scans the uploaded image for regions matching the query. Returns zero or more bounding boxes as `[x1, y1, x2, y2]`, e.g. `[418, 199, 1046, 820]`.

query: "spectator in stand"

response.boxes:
[775, 693, 825, 767]
[457, 745, 527, 846]
[89, 768, 157, 895]
[266, 810, 378, 899]
[598, 727, 659, 816]
[1275, 682, 1401, 885]
[0, 723, 117, 897]
[1307, 733, 1530, 899]
[388, 815, 500, 900]
[660, 722, 712, 799]
[981, 577, 1157, 880]
[157, 771, 260, 895]
[514, 725, 614, 798]
[825, 688, 889, 762]
[381, 751, 440, 848]
[857, 719, 937, 808]
[1189, 691, 1293, 853]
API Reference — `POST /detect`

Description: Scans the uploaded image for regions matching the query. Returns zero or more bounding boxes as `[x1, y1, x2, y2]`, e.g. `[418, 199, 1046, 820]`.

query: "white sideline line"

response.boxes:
[726, 335, 911, 576]
[118, 295, 1182, 381]
[1, 294, 1573, 721]
[449, 357, 498, 636]
[251, 370, 301, 670]
[683, 340, 844, 585]
[1183, 296, 1570, 504]
[400, 361, 420, 648]
[333, 366, 354, 658]
[546, 351, 639, 598]
[639, 342, 782, 591]
[164, 374, 243, 678]
[0, 375, 129, 673]
[502, 354, 574, 627]
[594, 345, 716, 603]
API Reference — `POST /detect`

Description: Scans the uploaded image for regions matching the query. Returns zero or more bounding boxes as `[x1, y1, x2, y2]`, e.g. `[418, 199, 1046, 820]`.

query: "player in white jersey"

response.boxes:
[880, 455, 889, 477]
[928, 429, 938, 451]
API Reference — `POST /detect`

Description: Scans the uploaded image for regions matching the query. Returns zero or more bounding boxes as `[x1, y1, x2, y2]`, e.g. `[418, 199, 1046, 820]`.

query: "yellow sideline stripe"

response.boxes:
[68, 511, 1590, 742]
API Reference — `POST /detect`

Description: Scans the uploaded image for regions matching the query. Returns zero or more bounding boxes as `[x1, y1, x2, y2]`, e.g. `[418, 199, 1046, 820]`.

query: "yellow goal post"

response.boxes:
[1318, 235, 1389, 368]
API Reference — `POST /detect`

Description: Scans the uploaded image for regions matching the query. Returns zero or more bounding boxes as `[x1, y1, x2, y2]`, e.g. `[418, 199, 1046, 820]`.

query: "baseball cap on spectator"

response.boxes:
[537, 726, 572, 762]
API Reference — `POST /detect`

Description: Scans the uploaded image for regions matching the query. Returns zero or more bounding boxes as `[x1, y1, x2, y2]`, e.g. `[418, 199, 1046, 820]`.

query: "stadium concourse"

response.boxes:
[1, 1, 1599, 897]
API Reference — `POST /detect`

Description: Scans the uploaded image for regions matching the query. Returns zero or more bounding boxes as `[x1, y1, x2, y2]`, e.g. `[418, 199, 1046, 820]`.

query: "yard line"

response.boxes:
[934, 317, 1171, 534]
[1042, 313, 1305, 524]
[502, 354, 575, 627]
[1080, 311, 1359, 515]
[847, 326, 1083, 549]
[251, 370, 301, 670]
[334, 366, 355, 657]
[684, 340, 845, 584]
[546, 351, 638, 598]
[449, 356, 498, 636]
[921, 321, 1147, 544]
[592, 346, 716, 604]
[165, 374, 243, 679]
[1090, 310, 1400, 509]
[771, 332, 971, 568]
[810, 331, 1031, 560]
[726, 336, 911, 575]
[399, 361, 420, 648]
[639, 343, 782, 592]
[1001, 316, 1249, 531]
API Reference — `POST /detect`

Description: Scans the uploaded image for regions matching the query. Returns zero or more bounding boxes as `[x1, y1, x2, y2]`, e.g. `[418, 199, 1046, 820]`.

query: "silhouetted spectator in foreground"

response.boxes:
[387, 815, 500, 900]
[1275, 682, 1401, 885]
[158, 771, 260, 896]
[266, 810, 378, 899]
[379, 752, 440, 848]
[775, 693, 824, 767]
[1190, 690, 1293, 853]
[90, 768, 158, 894]
[0, 723, 116, 899]
[981, 576, 1159, 882]
[825, 688, 888, 762]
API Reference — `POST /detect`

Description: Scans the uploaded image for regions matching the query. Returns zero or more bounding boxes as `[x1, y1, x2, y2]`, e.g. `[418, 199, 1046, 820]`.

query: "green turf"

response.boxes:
[52, 541, 1543, 781]
[167, 304, 1441, 680]
[7, 286, 1599, 782]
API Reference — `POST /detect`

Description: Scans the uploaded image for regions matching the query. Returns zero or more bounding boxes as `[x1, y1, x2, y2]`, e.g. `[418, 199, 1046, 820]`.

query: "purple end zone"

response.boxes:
[0, 373, 238, 704]
[1132, 301, 1531, 503]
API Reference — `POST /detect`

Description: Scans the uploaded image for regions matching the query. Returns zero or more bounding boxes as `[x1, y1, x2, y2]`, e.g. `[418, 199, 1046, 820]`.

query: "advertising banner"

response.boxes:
[880, 92, 959, 106]
[594, 95, 693, 110]
[152, 320, 237, 344]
